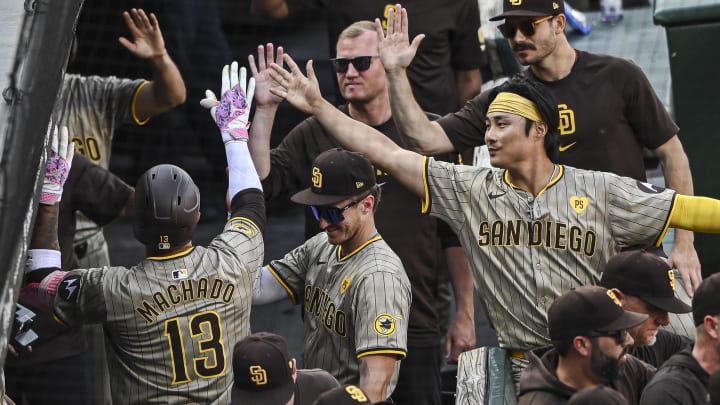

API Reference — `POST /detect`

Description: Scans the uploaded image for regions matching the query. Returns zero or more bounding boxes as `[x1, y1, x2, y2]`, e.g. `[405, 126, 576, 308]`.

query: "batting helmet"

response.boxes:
[133, 164, 200, 250]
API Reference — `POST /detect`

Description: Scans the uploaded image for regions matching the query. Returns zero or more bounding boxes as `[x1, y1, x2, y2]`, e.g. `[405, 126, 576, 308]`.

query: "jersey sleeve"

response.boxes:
[606, 174, 677, 247]
[437, 90, 489, 152]
[353, 270, 411, 359]
[266, 234, 325, 304]
[53, 267, 108, 326]
[83, 75, 147, 131]
[208, 209, 265, 280]
[622, 60, 679, 149]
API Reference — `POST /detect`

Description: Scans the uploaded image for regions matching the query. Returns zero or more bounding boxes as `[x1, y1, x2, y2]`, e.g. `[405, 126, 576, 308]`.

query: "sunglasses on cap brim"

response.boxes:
[498, 15, 554, 39]
[330, 56, 378, 73]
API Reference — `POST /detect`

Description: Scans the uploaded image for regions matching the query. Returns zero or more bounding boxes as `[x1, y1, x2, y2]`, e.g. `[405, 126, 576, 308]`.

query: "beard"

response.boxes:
[589, 339, 622, 383]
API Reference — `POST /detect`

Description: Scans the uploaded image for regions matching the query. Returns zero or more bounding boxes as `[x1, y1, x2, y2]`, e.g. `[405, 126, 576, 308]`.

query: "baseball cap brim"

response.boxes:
[291, 187, 350, 206]
[489, 10, 551, 21]
[644, 295, 692, 314]
[231, 380, 295, 405]
[595, 309, 648, 333]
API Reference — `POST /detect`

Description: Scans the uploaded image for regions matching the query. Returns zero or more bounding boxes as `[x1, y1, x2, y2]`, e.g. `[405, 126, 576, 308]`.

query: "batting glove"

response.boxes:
[41, 125, 75, 205]
[200, 61, 256, 143]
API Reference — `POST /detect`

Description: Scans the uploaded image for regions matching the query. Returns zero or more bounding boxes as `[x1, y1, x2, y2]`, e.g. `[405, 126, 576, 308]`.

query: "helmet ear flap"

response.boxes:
[133, 164, 200, 250]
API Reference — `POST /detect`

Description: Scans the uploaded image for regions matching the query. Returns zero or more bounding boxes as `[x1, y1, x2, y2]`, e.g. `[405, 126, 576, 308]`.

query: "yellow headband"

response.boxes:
[487, 92, 543, 123]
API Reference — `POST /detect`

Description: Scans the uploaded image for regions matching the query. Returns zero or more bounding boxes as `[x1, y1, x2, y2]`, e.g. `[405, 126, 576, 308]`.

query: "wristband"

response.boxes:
[26, 249, 61, 272]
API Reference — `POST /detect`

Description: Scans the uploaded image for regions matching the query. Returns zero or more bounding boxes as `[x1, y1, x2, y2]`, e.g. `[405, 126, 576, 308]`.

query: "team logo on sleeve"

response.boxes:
[232, 222, 255, 236]
[374, 314, 398, 336]
[569, 196, 589, 214]
[58, 275, 82, 302]
[340, 276, 351, 294]
[636, 181, 665, 194]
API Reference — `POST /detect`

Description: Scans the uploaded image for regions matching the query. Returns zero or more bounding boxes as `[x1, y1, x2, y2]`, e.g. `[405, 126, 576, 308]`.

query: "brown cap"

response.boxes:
[548, 286, 648, 341]
[291, 148, 377, 206]
[311, 384, 372, 405]
[490, 0, 565, 21]
[232, 332, 295, 405]
[600, 250, 691, 314]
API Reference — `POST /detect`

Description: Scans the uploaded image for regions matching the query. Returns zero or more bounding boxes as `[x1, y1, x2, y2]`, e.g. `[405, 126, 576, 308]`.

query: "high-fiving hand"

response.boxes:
[249, 43, 285, 109]
[201, 61, 256, 143]
[268, 54, 322, 114]
[375, 4, 424, 73]
[119, 8, 167, 60]
[41, 125, 75, 205]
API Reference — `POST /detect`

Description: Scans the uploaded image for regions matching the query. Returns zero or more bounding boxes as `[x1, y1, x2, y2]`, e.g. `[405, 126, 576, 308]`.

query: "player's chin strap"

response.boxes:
[21, 249, 67, 312]
[669, 195, 720, 233]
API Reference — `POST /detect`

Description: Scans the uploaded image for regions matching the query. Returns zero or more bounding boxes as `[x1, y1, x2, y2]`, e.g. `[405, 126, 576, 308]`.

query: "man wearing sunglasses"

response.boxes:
[599, 250, 694, 368]
[253, 148, 411, 402]
[376, 1, 698, 339]
[518, 286, 654, 405]
[244, 20, 477, 405]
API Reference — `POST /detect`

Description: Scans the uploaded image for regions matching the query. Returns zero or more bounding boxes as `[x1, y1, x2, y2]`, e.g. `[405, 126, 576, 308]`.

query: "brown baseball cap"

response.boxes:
[490, 0, 565, 21]
[548, 286, 648, 341]
[291, 148, 377, 207]
[311, 384, 372, 405]
[600, 250, 692, 314]
[232, 332, 295, 405]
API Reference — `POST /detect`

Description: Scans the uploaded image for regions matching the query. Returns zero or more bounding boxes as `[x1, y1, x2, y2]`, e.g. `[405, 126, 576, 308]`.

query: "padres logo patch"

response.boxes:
[312, 166, 323, 189]
[374, 314, 397, 336]
[510, 0, 522, 5]
[340, 276, 351, 294]
[345, 385, 368, 401]
[570, 196, 589, 214]
[249, 365, 268, 385]
[607, 290, 622, 307]
[668, 270, 676, 291]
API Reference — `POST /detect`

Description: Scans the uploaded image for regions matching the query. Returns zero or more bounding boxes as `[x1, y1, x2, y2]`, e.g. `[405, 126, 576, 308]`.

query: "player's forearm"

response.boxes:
[358, 355, 396, 402]
[248, 105, 279, 180]
[659, 143, 695, 246]
[445, 246, 475, 323]
[454, 69, 482, 106]
[386, 69, 453, 155]
[147, 52, 187, 111]
[30, 204, 60, 252]
[250, 0, 290, 18]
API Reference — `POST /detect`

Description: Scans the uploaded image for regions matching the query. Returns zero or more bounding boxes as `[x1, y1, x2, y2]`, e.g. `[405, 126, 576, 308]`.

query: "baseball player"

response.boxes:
[252, 148, 411, 402]
[267, 61, 720, 381]
[20, 63, 262, 404]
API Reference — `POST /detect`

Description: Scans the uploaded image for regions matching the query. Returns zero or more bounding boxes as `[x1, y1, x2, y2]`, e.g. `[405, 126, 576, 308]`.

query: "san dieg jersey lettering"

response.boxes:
[52, 216, 264, 405]
[267, 233, 410, 394]
[423, 158, 676, 350]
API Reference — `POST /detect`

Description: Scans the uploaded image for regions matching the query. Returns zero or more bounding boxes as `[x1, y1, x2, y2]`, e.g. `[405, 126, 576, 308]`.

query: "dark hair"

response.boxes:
[367, 184, 382, 213]
[553, 337, 575, 356]
[488, 74, 560, 162]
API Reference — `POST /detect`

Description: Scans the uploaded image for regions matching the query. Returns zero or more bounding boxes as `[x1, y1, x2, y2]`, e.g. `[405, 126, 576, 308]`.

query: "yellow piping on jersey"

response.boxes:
[267, 265, 297, 304]
[229, 216, 260, 234]
[147, 246, 194, 261]
[421, 156, 431, 214]
[131, 80, 151, 125]
[337, 235, 383, 262]
[357, 349, 407, 360]
[504, 165, 564, 198]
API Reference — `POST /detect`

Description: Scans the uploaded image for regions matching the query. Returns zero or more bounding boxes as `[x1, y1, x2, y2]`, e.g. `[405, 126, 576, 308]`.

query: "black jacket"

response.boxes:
[640, 348, 709, 405]
[518, 346, 655, 405]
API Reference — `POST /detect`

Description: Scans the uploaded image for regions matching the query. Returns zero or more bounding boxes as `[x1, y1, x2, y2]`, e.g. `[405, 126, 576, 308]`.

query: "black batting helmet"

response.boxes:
[133, 164, 200, 250]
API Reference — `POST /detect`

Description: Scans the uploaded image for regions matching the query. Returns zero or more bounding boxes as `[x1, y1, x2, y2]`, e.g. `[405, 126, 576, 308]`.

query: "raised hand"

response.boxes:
[375, 4, 424, 73]
[249, 43, 285, 108]
[41, 125, 75, 205]
[119, 8, 167, 60]
[201, 62, 256, 143]
[268, 54, 322, 114]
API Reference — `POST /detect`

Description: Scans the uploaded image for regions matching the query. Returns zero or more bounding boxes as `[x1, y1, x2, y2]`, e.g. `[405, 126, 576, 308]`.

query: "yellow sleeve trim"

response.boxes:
[357, 349, 407, 360]
[266, 264, 297, 305]
[147, 247, 195, 261]
[668, 195, 720, 234]
[229, 216, 261, 234]
[131, 80, 151, 126]
[421, 156, 431, 214]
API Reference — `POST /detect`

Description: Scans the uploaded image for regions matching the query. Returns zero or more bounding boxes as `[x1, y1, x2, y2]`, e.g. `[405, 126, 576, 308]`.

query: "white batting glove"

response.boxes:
[41, 125, 75, 205]
[200, 61, 256, 143]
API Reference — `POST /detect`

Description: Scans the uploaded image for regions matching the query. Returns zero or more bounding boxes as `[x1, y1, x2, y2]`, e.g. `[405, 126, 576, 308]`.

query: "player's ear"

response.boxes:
[573, 336, 591, 357]
[533, 121, 548, 139]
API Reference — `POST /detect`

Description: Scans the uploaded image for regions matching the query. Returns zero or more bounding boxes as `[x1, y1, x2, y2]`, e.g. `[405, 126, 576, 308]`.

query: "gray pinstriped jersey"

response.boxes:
[53, 217, 264, 405]
[268, 233, 411, 394]
[423, 158, 676, 350]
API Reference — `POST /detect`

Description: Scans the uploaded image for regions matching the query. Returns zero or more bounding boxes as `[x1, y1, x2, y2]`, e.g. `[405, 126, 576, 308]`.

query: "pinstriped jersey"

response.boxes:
[423, 158, 676, 350]
[267, 233, 410, 395]
[52, 216, 264, 405]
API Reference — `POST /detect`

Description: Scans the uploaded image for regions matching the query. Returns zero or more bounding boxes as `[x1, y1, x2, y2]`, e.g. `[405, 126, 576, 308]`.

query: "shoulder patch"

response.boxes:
[636, 181, 665, 194]
[58, 274, 82, 302]
[374, 314, 398, 336]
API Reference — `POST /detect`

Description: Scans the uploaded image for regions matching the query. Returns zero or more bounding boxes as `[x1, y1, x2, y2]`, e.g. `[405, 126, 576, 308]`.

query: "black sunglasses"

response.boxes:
[498, 15, 553, 39]
[311, 197, 365, 224]
[587, 329, 629, 345]
[330, 56, 378, 73]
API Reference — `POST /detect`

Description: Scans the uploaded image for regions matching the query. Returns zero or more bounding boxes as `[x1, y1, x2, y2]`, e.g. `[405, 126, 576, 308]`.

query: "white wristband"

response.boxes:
[225, 141, 262, 198]
[26, 249, 61, 272]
